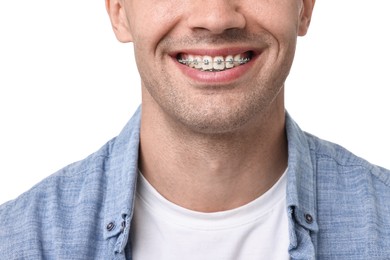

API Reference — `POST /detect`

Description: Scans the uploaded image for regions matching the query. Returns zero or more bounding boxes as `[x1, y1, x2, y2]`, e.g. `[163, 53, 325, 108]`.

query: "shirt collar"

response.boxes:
[103, 106, 141, 249]
[285, 112, 318, 232]
[101, 107, 319, 250]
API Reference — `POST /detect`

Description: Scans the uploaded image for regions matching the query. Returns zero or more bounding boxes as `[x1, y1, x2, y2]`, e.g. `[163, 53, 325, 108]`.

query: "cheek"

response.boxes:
[245, 0, 301, 38]
[129, 1, 185, 51]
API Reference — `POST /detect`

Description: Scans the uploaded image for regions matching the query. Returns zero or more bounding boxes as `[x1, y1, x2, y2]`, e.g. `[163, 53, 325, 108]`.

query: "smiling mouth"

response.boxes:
[176, 51, 253, 72]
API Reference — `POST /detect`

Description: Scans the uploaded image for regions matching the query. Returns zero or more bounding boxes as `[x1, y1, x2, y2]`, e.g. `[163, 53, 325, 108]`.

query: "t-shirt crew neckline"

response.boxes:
[136, 169, 287, 231]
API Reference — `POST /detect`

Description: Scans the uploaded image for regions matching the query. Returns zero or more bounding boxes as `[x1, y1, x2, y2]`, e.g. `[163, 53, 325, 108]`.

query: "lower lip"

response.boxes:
[174, 56, 257, 84]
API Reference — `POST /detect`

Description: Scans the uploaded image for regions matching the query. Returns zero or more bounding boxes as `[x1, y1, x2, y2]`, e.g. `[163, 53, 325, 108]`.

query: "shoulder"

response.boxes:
[305, 133, 390, 257]
[305, 132, 390, 188]
[0, 138, 115, 258]
[0, 107, 141, 258]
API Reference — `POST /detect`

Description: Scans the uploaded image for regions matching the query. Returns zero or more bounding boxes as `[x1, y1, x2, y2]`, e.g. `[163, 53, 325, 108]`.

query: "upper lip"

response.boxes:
[169, 47, 262, 58]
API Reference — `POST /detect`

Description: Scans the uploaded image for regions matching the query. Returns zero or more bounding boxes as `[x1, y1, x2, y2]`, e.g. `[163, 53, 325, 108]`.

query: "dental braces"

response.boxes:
[178, 57, 250, 66]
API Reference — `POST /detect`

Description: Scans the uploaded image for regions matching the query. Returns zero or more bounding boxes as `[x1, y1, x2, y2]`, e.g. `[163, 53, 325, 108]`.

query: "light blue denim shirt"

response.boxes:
[1, 106, 390, 259]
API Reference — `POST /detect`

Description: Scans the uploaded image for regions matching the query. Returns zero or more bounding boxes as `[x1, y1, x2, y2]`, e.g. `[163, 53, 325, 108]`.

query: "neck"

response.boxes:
[139, 93, 287, 213]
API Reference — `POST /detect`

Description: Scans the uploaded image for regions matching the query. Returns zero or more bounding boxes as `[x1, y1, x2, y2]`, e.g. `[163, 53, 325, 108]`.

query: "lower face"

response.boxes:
[129, 1, 301, 134]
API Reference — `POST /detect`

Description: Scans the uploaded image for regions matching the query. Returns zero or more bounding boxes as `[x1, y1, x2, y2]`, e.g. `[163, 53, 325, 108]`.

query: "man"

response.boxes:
[1, 0, 389, 259]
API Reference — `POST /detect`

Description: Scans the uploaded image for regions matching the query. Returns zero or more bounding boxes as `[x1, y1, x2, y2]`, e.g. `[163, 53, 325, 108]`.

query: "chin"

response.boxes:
[176, 107, 258, 135]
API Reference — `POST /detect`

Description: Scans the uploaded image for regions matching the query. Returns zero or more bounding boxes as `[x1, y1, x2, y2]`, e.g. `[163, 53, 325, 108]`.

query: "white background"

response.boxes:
[0, 0, 389, 204]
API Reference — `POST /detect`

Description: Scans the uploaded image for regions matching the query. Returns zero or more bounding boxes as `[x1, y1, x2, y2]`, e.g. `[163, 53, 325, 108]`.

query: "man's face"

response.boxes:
[108, 0, 314, 134]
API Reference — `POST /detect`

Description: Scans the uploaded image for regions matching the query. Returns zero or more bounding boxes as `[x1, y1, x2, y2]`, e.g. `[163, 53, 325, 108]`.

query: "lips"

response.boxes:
[176, 51, 253, 72]
[170, 48, 261, 84]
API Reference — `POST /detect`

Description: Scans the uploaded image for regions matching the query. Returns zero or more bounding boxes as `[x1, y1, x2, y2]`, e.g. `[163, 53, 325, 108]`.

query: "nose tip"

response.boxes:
[186, 2, 246, 35]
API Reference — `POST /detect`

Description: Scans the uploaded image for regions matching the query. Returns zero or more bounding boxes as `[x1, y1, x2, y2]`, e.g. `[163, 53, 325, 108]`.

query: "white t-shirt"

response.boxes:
[131, 170, 289, 260]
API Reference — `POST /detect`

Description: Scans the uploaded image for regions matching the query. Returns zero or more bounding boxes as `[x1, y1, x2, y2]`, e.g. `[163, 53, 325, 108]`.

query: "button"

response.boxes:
[304, 213, 313, 224]
[106, 222, 115, 231]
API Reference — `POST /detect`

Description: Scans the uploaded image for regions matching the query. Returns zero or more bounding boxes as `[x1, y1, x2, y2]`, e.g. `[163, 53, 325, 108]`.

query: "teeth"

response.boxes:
[194, 56, 202, 69]
[225, 55, 234, 69]
[234, 54, 242, 64]
[178, 53, 251, 71]
[202, 56, 213, 70]
[213, 56, 225, 71]
[188, 55, 195, 68]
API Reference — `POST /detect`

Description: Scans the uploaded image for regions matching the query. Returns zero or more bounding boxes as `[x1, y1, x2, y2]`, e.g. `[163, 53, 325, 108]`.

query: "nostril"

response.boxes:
[186, 4, 246, 34]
